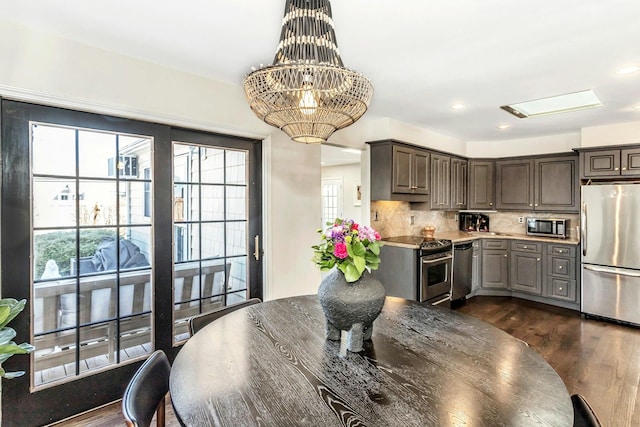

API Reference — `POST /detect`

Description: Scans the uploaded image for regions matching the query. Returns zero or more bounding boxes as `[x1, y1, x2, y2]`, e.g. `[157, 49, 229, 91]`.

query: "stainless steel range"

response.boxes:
[418, 238, 453, 305]
[374, 236, 453, 306]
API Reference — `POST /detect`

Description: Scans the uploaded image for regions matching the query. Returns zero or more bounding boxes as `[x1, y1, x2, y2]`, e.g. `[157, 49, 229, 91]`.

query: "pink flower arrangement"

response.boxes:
[312, 218, 383, 282]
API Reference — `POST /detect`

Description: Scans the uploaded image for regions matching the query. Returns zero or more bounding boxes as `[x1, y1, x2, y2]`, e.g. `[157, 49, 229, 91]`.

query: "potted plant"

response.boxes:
[0, 299, 34, 379]
[312, 218, 385, 352]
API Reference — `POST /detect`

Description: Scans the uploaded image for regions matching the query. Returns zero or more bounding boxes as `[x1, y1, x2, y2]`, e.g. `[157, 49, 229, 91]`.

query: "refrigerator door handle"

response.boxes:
[583, 265, 640, 278]
[581, 201, 587, 257]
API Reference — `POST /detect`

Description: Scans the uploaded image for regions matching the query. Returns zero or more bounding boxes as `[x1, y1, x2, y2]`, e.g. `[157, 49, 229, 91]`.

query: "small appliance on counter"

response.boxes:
[459, 212, 490, 232]
[526, 217, 567, 238]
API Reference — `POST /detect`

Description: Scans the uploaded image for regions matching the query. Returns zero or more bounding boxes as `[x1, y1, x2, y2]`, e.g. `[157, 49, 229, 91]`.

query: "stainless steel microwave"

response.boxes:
[526, 218, 567, 238]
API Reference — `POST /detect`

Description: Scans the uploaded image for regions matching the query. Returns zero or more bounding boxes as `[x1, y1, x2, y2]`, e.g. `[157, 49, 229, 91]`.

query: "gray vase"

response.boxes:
[317, 269, 386, 352]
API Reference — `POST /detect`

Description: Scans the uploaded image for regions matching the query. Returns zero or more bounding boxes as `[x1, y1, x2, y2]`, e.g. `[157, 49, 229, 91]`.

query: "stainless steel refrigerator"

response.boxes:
[581, 183, 640, 326]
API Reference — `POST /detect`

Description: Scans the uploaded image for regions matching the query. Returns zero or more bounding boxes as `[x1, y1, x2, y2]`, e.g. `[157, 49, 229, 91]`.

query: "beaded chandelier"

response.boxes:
[243, 0, 374, 144]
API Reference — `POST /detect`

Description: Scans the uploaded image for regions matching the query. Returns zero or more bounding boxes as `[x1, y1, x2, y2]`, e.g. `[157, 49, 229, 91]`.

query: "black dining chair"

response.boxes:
[122, 350, 171, 427]
[571, 394, 602, 427]
[189, 298, 262, 335]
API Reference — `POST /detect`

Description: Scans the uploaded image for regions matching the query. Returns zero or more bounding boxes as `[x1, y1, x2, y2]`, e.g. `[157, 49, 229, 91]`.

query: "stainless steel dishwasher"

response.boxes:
[452, 242, 473, 304]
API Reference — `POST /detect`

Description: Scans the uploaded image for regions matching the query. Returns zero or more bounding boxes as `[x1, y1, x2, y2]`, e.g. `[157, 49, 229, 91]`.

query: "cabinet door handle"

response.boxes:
[504, 254, 508, 258]
[615, 167, 619, 171]
[529, 204, 533, 207]
[534, 203, 538, 207]
[489, 203, 493, 206]
[622, 167, 627, 171]
[558, 287, 563, 291]
[411, 186, 417, 189]
[537, 258, 541, 261]
[558, 265, 563, 269]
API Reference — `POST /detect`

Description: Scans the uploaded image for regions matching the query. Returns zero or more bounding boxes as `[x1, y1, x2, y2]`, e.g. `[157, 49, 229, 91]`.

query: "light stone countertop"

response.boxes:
[382, 231, 580, 248]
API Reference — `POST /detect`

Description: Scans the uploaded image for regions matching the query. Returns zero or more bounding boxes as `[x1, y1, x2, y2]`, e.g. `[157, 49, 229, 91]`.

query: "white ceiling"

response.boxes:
[2, 0, 640, 142]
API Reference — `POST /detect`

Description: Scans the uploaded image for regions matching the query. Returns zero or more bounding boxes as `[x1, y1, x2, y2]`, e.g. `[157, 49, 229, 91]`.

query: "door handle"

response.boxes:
[422, 255, 453, 265]
[584, 265, 640, 278]
[581, 202, 587, 256]
[254, 235, 261, 261]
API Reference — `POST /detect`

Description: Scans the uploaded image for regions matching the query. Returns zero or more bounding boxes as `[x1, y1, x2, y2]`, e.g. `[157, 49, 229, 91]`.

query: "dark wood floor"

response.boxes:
[53, 296, 640, 427]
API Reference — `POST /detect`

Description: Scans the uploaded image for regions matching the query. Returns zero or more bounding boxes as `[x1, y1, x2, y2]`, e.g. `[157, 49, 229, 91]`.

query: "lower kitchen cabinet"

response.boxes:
[472, 239, 579, 310]
[510, 250, 543, 295]
[471, 240, 481, 291]
[480, 240, 509, 289]
[545, 243, 578, 303]
[548, 277, 576, 301]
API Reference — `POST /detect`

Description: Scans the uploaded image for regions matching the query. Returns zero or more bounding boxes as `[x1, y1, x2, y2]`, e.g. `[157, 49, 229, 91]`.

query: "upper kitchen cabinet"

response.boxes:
[495, 159, 534, 210]
[579, 147, 640, 178]
[496, 154, 578, 212]
[451, 158, 468, 210]
[430, 154, 451, 209]
[369, 140, 429, 202]
[468, 160, 495, 210]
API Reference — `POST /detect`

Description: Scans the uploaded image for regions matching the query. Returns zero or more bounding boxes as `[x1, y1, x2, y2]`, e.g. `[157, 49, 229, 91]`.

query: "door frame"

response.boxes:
[0, 100, 262, 425]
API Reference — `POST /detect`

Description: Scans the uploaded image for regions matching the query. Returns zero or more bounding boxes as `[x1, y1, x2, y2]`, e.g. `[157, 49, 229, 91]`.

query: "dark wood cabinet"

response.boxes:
[581, 147, 640, 178]
[535, 156, 579, 212]
[481, 240, 509, 289]
[496, 155, 578, 212]
[369, 140, 430, 202]
[545, 243, 578, 303]
[430, 154, 451, 209]
[473, 239, 580, 309]
[510, 241, 543, 295]
[471, 240, 481, 291]
[495, 159, 534, 210]
[451, 158, 468, 210]
[468, 160, 495, 210]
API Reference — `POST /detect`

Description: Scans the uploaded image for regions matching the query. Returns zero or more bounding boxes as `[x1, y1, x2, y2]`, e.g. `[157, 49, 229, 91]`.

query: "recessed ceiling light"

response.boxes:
[451, 104, 465, 110]
[500, 89, 603, 119]
[497, 124, 511, 130]
[617, 65, 639, 75]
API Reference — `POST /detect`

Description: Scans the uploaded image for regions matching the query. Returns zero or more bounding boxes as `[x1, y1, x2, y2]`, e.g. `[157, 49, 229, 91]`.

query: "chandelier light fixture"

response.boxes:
[243, 0, 374, 144]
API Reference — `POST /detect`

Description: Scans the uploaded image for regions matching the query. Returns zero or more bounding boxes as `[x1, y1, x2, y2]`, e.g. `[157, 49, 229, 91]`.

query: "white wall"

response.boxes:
[466, 132, 581, 158]
[264, 133, 322, 300]
[581, 121, 640, 147]
[321, 163, 363, 224]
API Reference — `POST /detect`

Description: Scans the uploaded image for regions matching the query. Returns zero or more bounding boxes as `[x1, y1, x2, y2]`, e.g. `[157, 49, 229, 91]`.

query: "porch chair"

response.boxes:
[189, 298, 262, 335]
[122, 350, 171, 427]
[571, 394, 602, 427]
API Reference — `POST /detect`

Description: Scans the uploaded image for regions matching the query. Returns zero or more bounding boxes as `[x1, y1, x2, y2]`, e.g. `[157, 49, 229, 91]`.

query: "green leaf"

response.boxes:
[0, 299, 26, 329]
[0, 306, 9, 327]
[353, 255, 366, 274]
[0, 327, 17, 345]
[351, 241, 366, 257]
[2, 370, 26, 379]
[344, 263, 361, 282]
[368, 241, 380, 256]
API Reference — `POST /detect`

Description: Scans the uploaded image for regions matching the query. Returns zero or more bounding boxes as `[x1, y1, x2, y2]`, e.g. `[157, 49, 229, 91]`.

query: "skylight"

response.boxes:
[500, 90, 603, 119]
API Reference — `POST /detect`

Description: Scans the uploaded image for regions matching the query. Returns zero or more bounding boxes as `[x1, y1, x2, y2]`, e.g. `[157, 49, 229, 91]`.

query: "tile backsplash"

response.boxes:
[371, 201, 580, 239]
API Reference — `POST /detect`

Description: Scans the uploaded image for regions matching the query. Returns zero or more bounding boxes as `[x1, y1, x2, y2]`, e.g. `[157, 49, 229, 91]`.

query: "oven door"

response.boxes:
[420, 253, 452, 304]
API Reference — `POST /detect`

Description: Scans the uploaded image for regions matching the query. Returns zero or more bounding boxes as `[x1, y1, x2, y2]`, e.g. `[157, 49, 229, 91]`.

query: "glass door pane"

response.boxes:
[172, 142, 250, 342]
[31, 123, 153, 387]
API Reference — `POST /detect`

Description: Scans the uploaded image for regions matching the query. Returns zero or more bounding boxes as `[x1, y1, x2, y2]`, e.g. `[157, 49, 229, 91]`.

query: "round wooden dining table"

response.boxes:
[169, 295, 573, 426]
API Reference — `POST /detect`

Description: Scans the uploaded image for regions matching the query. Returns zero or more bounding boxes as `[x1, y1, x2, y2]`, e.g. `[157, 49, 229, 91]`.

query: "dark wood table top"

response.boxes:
[170, 296, 573, 426]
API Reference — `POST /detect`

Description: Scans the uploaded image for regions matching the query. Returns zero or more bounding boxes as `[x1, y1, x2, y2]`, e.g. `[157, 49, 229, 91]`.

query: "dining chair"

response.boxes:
[571, 394, 602, 427]
[189, 298, 262, 335]
[122, 350, 171, 427]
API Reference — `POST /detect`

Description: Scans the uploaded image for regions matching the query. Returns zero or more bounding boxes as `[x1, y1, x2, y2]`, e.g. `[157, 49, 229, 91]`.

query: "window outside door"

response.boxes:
[321, 177, 343, 227]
